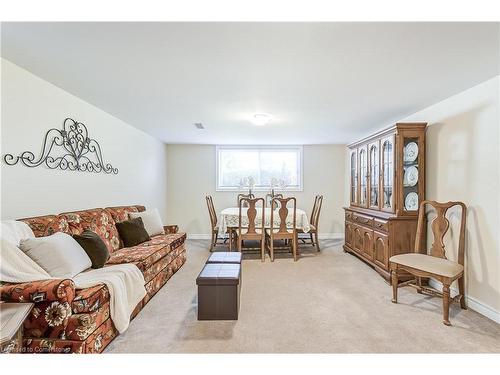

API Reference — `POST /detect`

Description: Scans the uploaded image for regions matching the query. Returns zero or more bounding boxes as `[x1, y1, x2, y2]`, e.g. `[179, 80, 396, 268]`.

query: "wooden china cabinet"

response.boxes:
[344, 123, 427, 281]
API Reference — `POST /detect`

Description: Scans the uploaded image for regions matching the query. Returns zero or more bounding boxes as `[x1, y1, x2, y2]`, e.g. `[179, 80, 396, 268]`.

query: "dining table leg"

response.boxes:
[229, 228, 233, 251]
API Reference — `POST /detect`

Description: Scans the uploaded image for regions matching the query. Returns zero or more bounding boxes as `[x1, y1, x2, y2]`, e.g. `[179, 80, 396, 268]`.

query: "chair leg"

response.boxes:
[391, 268, 398, 303]
[310, 233, 314, 246]
[237, 236, 242, 253]
[270, 237, 274, 262]
[442, 283, 451, 326]
[458, 276, 467, 310]
[314, 232, 320, 252]
[292, 236, 298, 261]
[229, 230, 233, 251]
[416, 277, 423, 293]
[261, 238, 265, 262]
[209, 230, 215, 252]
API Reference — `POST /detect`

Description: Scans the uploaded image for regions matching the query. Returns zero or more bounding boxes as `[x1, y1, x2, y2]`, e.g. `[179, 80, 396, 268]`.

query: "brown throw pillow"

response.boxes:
[115, 217, 151, 247]
[73, 230, 110, 269]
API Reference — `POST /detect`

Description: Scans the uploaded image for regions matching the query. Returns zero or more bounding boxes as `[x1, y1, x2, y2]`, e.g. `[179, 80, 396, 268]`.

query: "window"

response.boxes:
[216, 146, 303, 191]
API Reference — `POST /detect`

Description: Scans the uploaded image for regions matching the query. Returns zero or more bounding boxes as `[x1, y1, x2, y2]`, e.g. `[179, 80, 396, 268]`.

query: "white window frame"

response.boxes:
[216, 145, 304, 192]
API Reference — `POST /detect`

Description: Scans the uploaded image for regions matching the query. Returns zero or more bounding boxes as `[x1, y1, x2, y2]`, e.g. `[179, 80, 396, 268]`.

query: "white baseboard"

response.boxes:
[187, 234, 212, 239]
[428, 279, 500, 324]
[187, 233, 344, 240]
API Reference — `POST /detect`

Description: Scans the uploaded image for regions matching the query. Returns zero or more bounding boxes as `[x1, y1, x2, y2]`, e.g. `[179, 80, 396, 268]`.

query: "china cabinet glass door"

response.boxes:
[369, 142, 379, 209]
[381, 137, 394, 211]
[359, 147, 368, 206]
[350, 150, 358, 204]
[402, 137, 420, 212]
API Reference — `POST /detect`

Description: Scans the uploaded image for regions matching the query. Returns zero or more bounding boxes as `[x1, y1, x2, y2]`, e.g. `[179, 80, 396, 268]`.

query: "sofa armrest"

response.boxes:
[164, 225, 179, 234]
[0, 279, 76, 304]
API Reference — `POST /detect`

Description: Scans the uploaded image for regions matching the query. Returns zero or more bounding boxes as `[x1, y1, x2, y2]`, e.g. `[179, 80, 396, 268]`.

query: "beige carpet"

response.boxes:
[105, 239, 500, 353]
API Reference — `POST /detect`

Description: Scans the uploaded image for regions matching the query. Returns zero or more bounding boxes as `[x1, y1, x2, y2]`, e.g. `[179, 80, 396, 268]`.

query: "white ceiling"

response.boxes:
[2, 22, 499, 144]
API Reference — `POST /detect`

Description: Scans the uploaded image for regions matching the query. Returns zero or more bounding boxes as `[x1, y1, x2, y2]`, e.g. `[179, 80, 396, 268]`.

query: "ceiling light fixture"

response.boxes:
[251, 113, 273, 126]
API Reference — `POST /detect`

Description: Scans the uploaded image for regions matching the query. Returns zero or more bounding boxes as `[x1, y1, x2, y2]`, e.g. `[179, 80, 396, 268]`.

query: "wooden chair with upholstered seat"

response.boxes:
[205, 195, 227, 252]
[266, 197, 298, 261]
[390, 200, 467, 326]
[235, 197, 266, 261]
[297, 195, 323, 251]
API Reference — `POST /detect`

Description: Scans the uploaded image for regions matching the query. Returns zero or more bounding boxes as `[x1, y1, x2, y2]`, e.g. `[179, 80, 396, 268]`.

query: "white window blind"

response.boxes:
[216, 146, 303, 191]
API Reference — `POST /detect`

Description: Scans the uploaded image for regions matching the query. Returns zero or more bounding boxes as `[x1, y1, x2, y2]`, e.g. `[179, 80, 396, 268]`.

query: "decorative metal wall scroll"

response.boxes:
[3, 118, 119, 174]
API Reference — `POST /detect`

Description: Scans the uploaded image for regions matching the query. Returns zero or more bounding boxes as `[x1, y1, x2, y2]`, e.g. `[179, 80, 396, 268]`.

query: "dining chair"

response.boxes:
[235, 197, 266, 262]
[266, 197, 297, 261]
[205, 195, 226, 252]
[237, 193, 255, 208]
[389, 200, 467, 326]
[297, 195, 323, 251]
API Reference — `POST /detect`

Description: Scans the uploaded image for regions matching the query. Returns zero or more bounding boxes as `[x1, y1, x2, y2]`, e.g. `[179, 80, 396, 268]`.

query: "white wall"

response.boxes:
[1, 59, 168, 220]
[393, 76, 499, 322]
[166, 144, 346, 238]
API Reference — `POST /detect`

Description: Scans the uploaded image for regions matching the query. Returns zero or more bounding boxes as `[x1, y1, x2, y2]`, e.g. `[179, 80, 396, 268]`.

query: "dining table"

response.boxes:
[218, 207, 311, 250]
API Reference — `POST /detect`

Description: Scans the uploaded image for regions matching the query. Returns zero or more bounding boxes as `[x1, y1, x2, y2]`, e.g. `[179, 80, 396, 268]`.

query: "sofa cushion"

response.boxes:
[144, 246, 186, 301]
[151, 232, 187, 251]
[104, 206, 140, 223]
[61, 208, 121, 253]
[106, 233, 186, 273]
[106, 241, 170, 273]
[142, 241, 186, 282]
[19, 215, 70, 238]
[72, 284, 109, 314]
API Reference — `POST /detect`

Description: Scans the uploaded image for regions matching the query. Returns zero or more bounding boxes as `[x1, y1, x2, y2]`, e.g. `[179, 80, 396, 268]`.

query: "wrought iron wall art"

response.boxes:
[3, 118, 119, 174]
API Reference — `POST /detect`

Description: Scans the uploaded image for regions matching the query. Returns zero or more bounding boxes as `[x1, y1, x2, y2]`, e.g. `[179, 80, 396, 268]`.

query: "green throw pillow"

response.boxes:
[115, 217, 151, 247]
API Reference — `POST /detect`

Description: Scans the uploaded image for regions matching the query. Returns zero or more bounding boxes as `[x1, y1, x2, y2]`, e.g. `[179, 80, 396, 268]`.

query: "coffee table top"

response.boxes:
[197, 263, 241, 286]
[0, 302, 34, 345]
[207, 252, 242, 264]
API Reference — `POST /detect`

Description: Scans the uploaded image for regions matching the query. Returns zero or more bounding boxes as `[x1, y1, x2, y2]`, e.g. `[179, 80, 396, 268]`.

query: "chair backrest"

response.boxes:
[265, 193, 283, 209]
[238, 197, 265, 237]
[415, 200, 467, 265]
[310, 195, 323, 227]
[237, 193, 255, 207]
[205, 195, 217, 229]
[270, 197, 297, 235]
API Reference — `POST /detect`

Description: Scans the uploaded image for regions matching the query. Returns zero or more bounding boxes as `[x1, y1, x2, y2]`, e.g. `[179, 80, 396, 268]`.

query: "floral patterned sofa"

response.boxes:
[0, 205, 186, 353]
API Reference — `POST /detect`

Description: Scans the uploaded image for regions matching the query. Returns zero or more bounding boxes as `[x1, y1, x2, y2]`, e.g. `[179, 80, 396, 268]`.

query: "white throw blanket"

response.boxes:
[0, 221, 146, 333]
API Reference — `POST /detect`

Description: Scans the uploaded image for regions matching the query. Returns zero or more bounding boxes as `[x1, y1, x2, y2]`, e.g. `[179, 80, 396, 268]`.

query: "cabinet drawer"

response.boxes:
[373, 219, 389, 233]
[345, 211, 353, 222]
[352, 213, 373, 227]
